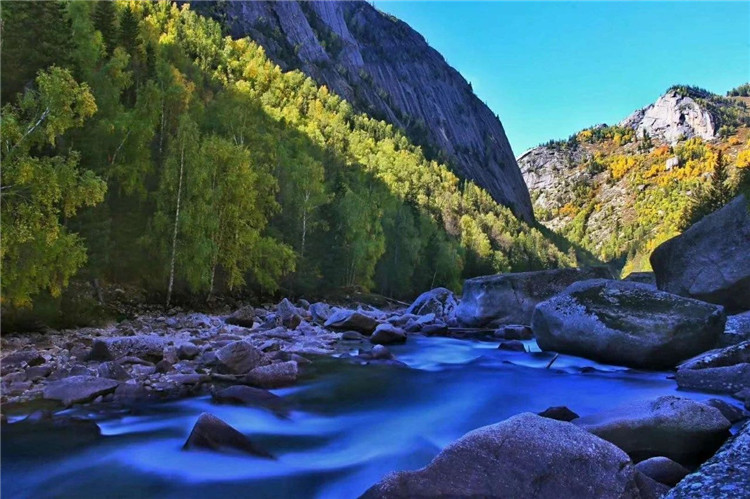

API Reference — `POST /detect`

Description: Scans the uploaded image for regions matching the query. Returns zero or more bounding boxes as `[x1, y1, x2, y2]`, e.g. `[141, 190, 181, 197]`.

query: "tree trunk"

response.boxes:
[166, 139, 185, 309]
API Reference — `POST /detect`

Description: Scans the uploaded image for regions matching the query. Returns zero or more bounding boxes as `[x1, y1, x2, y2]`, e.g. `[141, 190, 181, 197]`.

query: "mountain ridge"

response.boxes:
[190, 0, 535, 222]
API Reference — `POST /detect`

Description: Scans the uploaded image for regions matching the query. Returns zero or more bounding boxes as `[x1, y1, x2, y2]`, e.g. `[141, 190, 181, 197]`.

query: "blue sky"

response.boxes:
[377, 1, 750, 154]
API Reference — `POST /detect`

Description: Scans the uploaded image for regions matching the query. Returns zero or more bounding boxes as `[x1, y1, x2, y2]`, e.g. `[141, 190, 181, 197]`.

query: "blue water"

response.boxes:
[0, 336, 733, 498]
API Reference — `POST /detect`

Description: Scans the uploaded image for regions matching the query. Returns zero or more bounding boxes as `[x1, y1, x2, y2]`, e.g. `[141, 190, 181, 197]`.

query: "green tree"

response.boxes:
[1, 67, 105, 307]
[92, 0, 118, 55]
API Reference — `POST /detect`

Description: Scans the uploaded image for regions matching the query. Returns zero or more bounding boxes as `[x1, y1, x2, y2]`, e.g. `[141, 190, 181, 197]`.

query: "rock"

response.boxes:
[532, 279, 725, 369]
[361, 412, 644, 498]
[456, 267, 612, 327]
[162, 345, 179, 364]
[155, 360, 173, 374]
[1, 350, 45, 375]
[405, 287, 457, 319]
[97, 361, 130, 381]
[113, 383, 153, 404]
[623, 272, 657, 287]
[498, 324, 534, 340]
[498, 340, 526, 352]
[650, 194, 750, 312]
[212, 385, 286, 414]
[225, 305, 256, 327]
[619, 88, 717, 144]
[24, 365, 52, 381]
[371, 344, 394, 360]
[276, 298, 302, 329]
[182, 413, 272, 458]
[324, 309, 379, 334]
[43, 376, 119, 406]
[734, 388, 750, 410]
[215, 341, 263, 375]
[420, 323, 449, 336]
[89, 336, 166, 363]
[177, 342, 200, 360]
[665, 420, 750, 498]
[675, 341, 750, 394]
[244, 361, 298, 388]
[370, 323, 407, 345]
[635, 471, 671, 499]
[704, 399, 746, 424]
[573, 396, 731, 464]
[341, 331, 366, 341]
[538, 406, 579, 422]
[309, 302, 331, 325]
[721, 311, 750, 347]
[636, 457, 690, 487]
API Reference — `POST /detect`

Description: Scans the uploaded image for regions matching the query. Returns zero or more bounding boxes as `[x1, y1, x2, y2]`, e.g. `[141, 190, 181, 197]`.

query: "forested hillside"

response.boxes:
[520, 85, 750, 275]
[1, 1, 575, 322]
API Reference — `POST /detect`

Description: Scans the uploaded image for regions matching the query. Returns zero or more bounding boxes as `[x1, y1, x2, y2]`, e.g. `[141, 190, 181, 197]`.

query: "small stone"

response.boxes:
[182, 413, 272, 458]
[538, 406, 579, 422]
[370, 323, 407, 345]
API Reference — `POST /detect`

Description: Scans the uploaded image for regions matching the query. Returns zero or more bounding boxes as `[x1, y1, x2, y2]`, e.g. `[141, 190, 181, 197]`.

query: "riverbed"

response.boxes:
[1, 335, 729, 498]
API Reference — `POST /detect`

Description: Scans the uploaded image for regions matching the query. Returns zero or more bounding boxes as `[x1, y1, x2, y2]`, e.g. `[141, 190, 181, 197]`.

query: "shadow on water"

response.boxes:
[1, 335, 735, 498]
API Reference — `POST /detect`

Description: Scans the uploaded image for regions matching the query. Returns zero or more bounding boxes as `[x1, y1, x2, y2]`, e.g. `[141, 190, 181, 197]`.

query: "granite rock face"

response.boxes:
[193, 0, 534, 221]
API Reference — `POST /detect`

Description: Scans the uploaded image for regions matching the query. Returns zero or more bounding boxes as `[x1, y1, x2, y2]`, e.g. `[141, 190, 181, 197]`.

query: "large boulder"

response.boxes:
[215, 341, 264, 375]
[636, 457, 690, 487]
[532, 279, 725, 369]
[721, 311, 750, 347]
[362, 413, 646, 498]
[573, 396, 731, 465]
[405, 287, 457, 319]
[182, 413, 272, 458]
[666, 420, 750, 498]
[455, 267, 612, 327]
[43, 376, 119, 406]
[244, 361, 298, 388]
[275, 298, 302, 329]
[324, 309, 379, 334]
[650, 194, 750, 312]
[225, 305, 256, 327]
[675, 341, 750, 394]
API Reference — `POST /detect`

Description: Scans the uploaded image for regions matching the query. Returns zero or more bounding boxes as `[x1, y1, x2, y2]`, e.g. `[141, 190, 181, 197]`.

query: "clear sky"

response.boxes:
[377, 1, 750, 154]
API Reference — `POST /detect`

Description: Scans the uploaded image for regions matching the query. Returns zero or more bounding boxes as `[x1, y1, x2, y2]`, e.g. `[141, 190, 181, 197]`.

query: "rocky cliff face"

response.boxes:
[619, 89, 717, 144]
[192, 1, 534, 222]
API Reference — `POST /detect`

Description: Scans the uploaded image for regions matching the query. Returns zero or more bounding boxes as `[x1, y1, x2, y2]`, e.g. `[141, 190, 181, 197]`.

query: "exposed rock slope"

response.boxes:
[519, 85, 750, 272]
[192, 0, 534, 221]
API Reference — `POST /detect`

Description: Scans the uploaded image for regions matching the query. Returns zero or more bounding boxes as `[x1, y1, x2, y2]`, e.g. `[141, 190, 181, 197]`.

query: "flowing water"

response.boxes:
[1, 336, 730, 498]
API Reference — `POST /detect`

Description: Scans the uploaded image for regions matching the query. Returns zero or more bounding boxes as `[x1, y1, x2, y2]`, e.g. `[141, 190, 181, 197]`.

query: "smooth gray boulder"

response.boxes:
[651, 194, 750, 312]
[532, 279, 725, 369]
[361, 412, 646, 498]
[370, 324, 407, 345]
[324, 309, 379, 334]
[182, 413, 272, 458]
[405, 287, 457, 319]
[666, 420, 750, 498]
[456, 267, 612, 327]
[574, 396, 731, 464]
[675, 341, 750, 394]
[43, 376, 119, 406]
[636, 457, 690, 487]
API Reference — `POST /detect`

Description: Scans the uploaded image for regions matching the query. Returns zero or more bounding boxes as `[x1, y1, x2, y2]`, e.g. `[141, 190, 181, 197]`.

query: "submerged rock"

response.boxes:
[43, 376, 119, 406]
[370, 324, 406, 345]
[182, 413, 273, 458]
[666, 420, 750, 498]
[324, 309, 379, 334]
[361, 412, 645, 498]
[212, 385, 286, 414]
[538, 406, 579, 422]
[532, 279, 725, 369]
[573, 396, 731, 464]
[651, 194, 750, 312]
[455, 267, 612, 327]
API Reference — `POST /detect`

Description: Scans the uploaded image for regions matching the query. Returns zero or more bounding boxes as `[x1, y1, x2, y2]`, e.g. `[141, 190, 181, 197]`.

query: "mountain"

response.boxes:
[190, 0, 534, 222]
[519, 85, 750, 274]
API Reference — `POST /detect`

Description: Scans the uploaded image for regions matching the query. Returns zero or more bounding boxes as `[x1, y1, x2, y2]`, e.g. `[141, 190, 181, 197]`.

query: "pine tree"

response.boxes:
[119, 6, 139, 55]
[92, 0, 117, 55]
